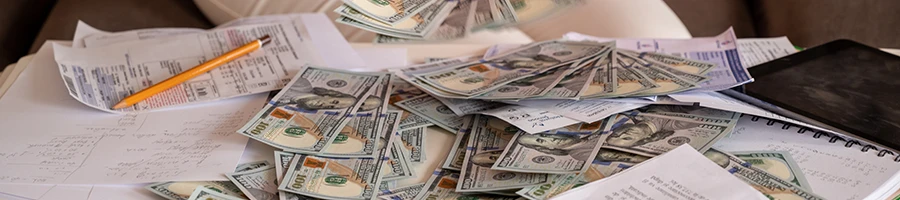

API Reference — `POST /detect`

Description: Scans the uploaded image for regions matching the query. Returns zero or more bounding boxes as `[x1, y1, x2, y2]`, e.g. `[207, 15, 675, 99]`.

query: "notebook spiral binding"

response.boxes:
[748, 116, 900, 162]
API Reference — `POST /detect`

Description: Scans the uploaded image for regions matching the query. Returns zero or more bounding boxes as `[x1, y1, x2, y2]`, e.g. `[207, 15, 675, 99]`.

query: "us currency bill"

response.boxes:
[507, 98, 647, 123]
[431, 96, 505, 116]
[415, 169, 521, 200]
[470, 0, 499, 30]
[377, 183, 425, 200]
[424, 0, 473, 40]
[187, 186, 245, 200]
[147, 160, 270, 200]
[625, 50, 715, 75]
[458, 115, 550, 192]
[475, 63, 577, 99]
[704, 148, 825, 200]
[621, 52, 709, 83]
[477, 105, 580, 134]
[395, 94, 464, 132]
[238, 66, 383, 154]
[341, 0, 436, 25]
[390, 57, 474, 99]
[274, 154, 313, 200]
[226, 166, 279, 200]
[636, 104, 739, 119]
[492, 119, 611, 173]
[278, 155, 383, 200]
[321, 74, 393, 158]
[147, 181, 245, 200]
[539, 56, 601, 99]
[732, 151, 812, 191]
[397, 111, 433, 130]
[334, 0, 454, 37]
[383, 139, 416, 181]
[580, 52, 616, 97]
[515, 173, 581, 200]
[618, 55, 698, 96]
[442, 116, 475, 171]
[399, 127, 427, 162]
[602, 112, 734, 157]
[412, 40, 609, 96]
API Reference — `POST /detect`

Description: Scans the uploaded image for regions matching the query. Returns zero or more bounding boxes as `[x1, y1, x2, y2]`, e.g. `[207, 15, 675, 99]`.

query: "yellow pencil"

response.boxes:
[112, 35, 272, 109]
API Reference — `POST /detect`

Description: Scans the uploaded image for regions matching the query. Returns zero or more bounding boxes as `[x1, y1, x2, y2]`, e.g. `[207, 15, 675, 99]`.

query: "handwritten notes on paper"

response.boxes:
[552, 145, 767, 200]
[0, 42, 267, 184]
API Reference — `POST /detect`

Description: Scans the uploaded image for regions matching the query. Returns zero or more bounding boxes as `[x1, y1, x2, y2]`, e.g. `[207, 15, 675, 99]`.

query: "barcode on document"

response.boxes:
[63, 76, 78, 98]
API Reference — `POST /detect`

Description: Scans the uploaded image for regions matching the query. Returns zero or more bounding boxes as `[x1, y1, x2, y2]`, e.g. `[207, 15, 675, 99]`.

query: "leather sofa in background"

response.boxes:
[1, 0, 898, 70]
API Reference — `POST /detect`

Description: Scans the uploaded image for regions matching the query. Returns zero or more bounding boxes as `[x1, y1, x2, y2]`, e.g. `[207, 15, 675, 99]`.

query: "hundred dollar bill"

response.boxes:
[636, 104, 739, 120]
[399, 127, 427, 162]
[389, 76, 426, 103]
[321, 75, 393, 158]
[412, 40, 609, 96]
[390, 57, 475, 99]
[471, 0, 499, 30]
[704, 148, 825, 200]
[506, 0, 583, 23]
[492, 119, 610, 173]
[620, 52, 709, 84]
[475, 63, 577, 99]
[377, 111, 415, 181]
[431, 96, 505, 116]
[278, 155, 383, 200]
[226, 166, 279, 200]
[187, 186, 245, 200]
[458, 115, 550, 192]
[395, 94, 464, 132]
[732, 151, 812, 191]
[341, 0, 436, 25]
[147, 160, 270, 200]
[506, 98, 647, 123]
[540, 56, 601, 99]
[274, 151, 295, 184]
[442, 116, 475, 171]
[377, 183, 425, 200]
[383, 139, 416, 181]
[624, 50, 716, 75]
[236, 161, 272, 173]
[397, 111, 433, 130]
[424, 0, 473, 40]
[477, 105, 580, 134]
[238, 66, 383, 154]
[580, 52, 616, 97]
[415, 169, 521, 200]
[274, 153, 313, 200]
[603, 112, 733, 157]
[618, 54, 698, 96]
[516, 173, 581, 200]
[335, 0, 454, 37]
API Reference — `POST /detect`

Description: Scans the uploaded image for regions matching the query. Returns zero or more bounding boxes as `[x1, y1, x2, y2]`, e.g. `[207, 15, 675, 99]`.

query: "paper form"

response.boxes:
[552, 145, 767, 200]
[715, 115, 900, 200]
[736, 37, 797, 68]
[565, 28, 753, 92]
[0, 42, 265, 184]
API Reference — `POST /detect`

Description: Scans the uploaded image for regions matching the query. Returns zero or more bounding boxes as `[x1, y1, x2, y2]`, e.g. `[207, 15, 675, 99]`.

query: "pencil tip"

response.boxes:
[259, 35, 271, 46]
[111, 102, 129, 110]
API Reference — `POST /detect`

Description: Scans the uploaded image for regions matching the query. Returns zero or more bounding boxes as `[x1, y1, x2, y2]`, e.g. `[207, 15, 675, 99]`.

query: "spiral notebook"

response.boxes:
[714, 114, 900, 200]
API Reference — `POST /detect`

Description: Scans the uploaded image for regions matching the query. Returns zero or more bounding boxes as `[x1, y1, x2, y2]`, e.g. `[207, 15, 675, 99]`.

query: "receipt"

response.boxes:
[54, 16, 329, 113]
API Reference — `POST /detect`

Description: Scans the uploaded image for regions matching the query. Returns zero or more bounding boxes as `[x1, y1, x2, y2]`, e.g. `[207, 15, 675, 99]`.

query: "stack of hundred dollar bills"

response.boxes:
[335, 0, 582, 43]
[144, 60, 822, 199]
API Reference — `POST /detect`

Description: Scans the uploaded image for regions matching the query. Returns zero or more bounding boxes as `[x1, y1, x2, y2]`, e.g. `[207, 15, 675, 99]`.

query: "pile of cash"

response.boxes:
[392, 40, 713, 101]
[143, 39, 819, 200]
[335, 0, 581, 43]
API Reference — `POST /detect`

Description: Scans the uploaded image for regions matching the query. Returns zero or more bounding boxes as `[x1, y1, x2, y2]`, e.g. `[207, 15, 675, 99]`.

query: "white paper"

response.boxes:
[348, 47, 409, 71]
[0, 42, 264, 185]
[507, 99, 647, 123]
[667, 92, 818, 127]
[714, 115, 900, 200]
[565, 28, 752, 91]
[552, 145, 767, 200]
[477, 105, 580, 133]
[736, 37, 797, 68]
